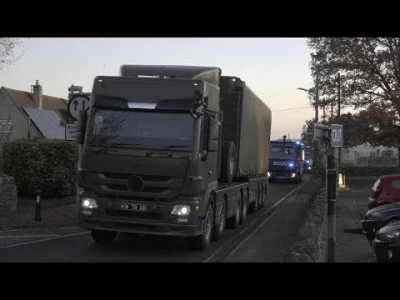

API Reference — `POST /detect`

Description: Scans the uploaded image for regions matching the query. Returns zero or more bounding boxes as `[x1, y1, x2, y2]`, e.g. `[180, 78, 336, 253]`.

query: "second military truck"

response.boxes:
[76, 65, 272, 250]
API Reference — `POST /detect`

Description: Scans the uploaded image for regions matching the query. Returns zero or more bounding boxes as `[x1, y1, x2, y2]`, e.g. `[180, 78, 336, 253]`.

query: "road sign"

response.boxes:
[68, 94, 89, 121]
[330, 124, 343, 148]
[0, 119, 12, 133]
[313, 122, 330, 141]
[65, 123, 78, 141]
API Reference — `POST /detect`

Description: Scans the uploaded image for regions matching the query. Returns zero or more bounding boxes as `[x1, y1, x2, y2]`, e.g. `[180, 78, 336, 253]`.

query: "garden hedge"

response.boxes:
[1, 138, 78, 198]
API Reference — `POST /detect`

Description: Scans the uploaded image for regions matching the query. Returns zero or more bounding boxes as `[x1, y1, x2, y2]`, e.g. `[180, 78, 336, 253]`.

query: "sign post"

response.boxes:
[313, 122, 343, 262]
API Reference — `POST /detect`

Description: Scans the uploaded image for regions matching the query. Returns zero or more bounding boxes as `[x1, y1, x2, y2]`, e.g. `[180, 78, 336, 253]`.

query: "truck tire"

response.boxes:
[226, 197, 241, 230]
[220, 141, 236, 184]
[212, 199, 226, 241]
[188, 202, 214, 251]
[91, 230, 117, 245]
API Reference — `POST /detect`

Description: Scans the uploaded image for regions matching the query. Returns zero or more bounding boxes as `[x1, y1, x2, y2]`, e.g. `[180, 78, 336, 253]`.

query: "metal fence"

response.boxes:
[342, 148, 399, 168]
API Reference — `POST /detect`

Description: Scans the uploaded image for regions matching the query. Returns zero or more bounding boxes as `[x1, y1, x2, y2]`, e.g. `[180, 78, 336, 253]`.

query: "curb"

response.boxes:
[0, 222, 79, 231]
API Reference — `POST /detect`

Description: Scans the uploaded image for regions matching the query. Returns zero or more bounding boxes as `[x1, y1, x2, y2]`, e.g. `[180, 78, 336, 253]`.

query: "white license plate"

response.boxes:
[120, 203, 147, 212]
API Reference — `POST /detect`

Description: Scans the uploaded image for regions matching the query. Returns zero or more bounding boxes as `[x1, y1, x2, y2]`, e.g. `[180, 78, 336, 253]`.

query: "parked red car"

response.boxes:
[368, 174, 400, 210]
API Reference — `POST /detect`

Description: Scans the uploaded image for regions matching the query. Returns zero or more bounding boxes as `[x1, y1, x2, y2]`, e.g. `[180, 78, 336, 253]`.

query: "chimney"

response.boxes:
[32, 80, 43, 109]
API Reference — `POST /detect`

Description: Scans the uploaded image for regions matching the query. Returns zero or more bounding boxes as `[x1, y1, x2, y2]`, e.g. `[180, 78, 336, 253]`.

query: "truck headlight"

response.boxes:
[171, 205, 190, 216]
[82, 197, 98, 209]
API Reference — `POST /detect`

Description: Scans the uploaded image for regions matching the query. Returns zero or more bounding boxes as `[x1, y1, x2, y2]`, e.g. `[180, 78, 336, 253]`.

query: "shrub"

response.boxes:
[2, 138, 78, 198]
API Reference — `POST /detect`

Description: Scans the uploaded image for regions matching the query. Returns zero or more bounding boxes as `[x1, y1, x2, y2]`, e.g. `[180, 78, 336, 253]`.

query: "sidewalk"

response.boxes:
[336, 179, 375, 262]
[0, 196, 78, 230]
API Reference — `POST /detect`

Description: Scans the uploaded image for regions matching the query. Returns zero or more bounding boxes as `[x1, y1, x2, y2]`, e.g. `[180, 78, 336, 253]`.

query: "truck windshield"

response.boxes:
[270, 146, 296, 159]
[86, 109, 194, 150]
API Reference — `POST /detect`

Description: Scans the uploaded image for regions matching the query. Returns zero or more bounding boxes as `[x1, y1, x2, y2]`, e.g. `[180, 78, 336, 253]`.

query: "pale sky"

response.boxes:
[0, 38, 318, 139]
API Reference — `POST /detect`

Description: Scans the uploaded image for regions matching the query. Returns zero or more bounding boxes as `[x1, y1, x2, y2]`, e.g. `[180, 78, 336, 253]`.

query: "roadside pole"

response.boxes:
[326, 147, 336, 262]
[314, 122, 343, 263]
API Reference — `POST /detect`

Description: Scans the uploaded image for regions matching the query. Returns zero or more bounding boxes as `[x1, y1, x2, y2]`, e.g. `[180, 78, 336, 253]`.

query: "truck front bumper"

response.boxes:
[80, 217, 201, 237]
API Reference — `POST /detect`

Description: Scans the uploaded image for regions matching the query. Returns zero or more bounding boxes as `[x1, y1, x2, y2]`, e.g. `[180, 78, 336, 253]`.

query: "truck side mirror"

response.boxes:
[207, 118, 219, 152]
[76, 110, 87, 145]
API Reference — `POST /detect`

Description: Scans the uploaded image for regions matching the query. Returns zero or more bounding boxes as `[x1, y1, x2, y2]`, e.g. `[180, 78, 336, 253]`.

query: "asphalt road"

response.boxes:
[0, 179, 308, 262]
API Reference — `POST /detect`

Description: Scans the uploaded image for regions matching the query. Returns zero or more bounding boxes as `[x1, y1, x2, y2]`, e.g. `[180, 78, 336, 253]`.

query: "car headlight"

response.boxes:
[377, 230, 400, 241]
[171, 205, 190, 216]
[385, 231, 400, 239]
[81, 197, 98, 209]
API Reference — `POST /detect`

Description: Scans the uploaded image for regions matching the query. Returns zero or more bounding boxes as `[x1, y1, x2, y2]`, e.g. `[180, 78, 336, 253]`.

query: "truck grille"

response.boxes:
[105, 183, 167, 193]
[103, 173, 171, 182]
[105, 208, 162, 220]
[94, 193, 176, 203]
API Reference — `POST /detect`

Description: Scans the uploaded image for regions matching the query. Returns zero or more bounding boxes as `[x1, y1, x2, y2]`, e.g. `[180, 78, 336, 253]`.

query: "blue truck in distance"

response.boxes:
[268, 140, 305, 183]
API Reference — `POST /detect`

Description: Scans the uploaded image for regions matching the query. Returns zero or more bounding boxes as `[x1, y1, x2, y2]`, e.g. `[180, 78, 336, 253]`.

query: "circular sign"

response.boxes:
[68, 94, 90, 121]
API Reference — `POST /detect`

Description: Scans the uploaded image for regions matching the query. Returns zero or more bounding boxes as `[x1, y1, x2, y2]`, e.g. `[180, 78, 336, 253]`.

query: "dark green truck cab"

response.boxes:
[76, 65, 272, 250]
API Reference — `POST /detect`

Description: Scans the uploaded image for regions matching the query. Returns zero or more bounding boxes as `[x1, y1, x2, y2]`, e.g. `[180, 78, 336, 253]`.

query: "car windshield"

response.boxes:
[270, 146, 296, 159]
[86, 108, 194, 150]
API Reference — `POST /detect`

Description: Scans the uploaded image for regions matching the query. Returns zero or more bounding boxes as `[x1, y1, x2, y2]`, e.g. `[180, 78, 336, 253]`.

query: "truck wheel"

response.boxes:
[226, 197, 241, 230]
[91, 230, 117, 245]
[188, 202, 213, 250]
[220, 141, 236, 184]
[240, 193, 247, 225]
[212, 200, 226, 241]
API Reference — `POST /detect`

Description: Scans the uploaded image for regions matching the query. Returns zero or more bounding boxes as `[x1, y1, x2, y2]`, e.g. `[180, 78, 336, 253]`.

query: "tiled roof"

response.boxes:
[2, 87, 69, 123]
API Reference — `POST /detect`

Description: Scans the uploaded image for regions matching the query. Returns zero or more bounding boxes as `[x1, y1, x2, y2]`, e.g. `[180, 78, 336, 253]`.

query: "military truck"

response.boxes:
[75, 65, 272, 251]
[268, 139, 305, 183]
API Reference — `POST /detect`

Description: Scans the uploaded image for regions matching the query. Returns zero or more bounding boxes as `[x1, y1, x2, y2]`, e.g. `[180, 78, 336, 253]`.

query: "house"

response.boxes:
[0, 81, 69, 141]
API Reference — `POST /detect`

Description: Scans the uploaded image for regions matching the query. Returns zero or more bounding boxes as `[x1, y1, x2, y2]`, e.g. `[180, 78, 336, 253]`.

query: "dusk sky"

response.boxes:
[0, 38, 320, 139]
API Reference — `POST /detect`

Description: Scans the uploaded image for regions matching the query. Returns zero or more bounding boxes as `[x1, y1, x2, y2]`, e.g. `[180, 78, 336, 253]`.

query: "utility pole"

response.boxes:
[313, 71, 320, 168]
[322, 98, 326, 123]
[337, 73, 342, 176]
[315, 72, 320, 122]
[327, 147, 337, 262]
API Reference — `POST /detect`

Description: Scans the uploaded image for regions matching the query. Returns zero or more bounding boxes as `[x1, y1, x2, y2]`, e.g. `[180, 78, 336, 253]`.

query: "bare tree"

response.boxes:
[0, 38, 24, 71]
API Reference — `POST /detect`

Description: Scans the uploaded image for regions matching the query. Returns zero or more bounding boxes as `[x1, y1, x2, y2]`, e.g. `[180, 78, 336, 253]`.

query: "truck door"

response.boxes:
[201, 114, 218, 182]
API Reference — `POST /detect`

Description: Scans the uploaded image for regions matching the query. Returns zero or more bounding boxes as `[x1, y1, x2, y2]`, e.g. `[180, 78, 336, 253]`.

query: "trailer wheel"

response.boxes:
[240, 192, 248, 225]
[220, 141, 236, 184]
[212, 199, 226, 241]
[188, 202, 213, 251]
[226, 196, 241, 230]
[91, 230, 117, 245]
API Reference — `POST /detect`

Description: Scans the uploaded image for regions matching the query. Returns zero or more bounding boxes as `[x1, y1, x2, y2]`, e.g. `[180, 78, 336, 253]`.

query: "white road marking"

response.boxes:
[203, 178, 310, 262]
[0, 235, 60, 239]
[227, 210, 279, 259]
[0, 231, 89, 249]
